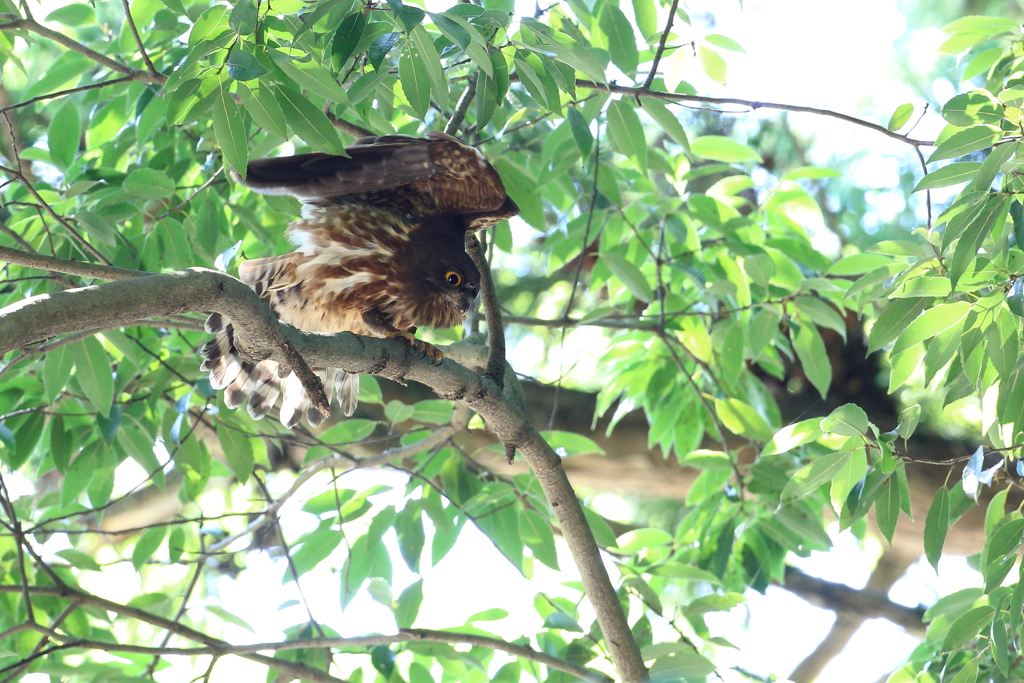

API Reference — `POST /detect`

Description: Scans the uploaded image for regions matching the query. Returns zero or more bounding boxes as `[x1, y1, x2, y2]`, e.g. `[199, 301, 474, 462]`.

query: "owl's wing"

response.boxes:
[233, 132, 517, 219]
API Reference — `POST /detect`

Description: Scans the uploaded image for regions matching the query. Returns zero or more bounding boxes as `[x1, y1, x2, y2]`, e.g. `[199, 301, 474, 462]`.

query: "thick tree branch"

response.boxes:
[0, 268, 649, 682]
[0, 14, 165, 86]
[0, 267, 329, 416]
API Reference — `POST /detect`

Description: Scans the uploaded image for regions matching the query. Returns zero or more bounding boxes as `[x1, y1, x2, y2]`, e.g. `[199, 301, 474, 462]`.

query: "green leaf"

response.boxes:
[704, 34, 745, 52]
[820, 404, 868, 437]
[43, 343, 75, 403]
[761, 419, 822, 456]
[48, 99, 80, 169]
[782, 450, 852, 501]
[913, 162, 983, 192]
[867, 298, 932, 353]
[942, 89, 1003, 126]
[212, 83, 248, 175]
[598, 3, 639, 75]
[891, 301, 973, 356]
[927, 125, 1001, 163]
[237, 82, 287, 138]
[72, 337, 113, 417]
[875, 474, 900, 544]
[566, 107, 593, 157]
[603, 252, 652, 302]
[225, 48, 268, 81]
[690, 135, 761, 163]
[332, 13, 367, 67]
[942, 605, 995, 650]
[640, 98, 689, 149]
[205, 605, 255, 633]
[541, 430, 604, 456]
[46, 3, 95, 25]
[409, 26, 449, 110]
[124, 168, 175, 200]
[948, 194, 1009, 290]
[924, 486, 950, 571]
[617, 527, 673, 553]
[273, 85, 345, 154]
[395, 579, 423, 628]
[714, 398, 774, 441]
[632, 0, 657, 39]
[520, 509, 558, 570]
[399, 48, 431, 120]
[216, 423, 254, 483]
[698, 45, 727, 85]
[275, 58, 351, 106]
[887, 103, 914, 131]
[56, 548, 101, 571]
[792, 320, 831, 398]
[228, 0, 256, 35]
[607, 98, 647, 172]
[131, 526, 167, 571]
[76, 211, 118, 247]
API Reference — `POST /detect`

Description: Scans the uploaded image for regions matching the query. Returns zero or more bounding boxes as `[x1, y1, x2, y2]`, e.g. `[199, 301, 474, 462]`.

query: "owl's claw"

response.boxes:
[390, 331, 444, 366]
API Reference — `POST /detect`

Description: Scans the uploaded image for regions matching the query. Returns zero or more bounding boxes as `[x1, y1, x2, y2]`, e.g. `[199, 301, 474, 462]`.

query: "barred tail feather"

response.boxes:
[335, 371, 360, 417]
[279, 374, 305, 429]
[248, 375, 283, 420]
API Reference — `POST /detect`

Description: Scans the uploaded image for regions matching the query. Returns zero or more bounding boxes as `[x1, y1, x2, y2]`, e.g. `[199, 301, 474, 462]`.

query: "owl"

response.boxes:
[201, 132, 519, 428]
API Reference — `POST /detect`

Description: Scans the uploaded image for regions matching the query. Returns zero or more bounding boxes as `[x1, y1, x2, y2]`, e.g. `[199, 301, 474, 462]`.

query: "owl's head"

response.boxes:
[425, 251, 480, 315]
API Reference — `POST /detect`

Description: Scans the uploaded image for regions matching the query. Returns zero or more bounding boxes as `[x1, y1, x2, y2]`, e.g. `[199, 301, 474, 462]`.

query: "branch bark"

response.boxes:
[0, 267, 649, 682]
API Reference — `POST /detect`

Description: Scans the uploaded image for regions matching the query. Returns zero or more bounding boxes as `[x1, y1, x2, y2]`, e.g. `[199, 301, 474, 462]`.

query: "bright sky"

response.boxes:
[15, 0, 986, 681]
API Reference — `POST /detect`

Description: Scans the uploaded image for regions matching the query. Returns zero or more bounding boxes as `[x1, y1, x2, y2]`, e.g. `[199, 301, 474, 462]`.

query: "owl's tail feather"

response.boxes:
[202, 313, 356, 427]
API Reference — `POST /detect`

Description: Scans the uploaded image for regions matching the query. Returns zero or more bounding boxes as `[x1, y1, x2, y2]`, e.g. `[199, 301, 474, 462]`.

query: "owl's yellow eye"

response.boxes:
[445, 271, 462, 287]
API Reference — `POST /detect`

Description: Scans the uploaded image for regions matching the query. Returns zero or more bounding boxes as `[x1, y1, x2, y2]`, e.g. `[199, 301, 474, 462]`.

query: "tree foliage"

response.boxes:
[1, 0, 1024, 681]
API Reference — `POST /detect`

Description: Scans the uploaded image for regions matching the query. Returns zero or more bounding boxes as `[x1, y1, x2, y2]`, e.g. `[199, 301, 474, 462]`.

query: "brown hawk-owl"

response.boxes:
[201, 132, 518, 428]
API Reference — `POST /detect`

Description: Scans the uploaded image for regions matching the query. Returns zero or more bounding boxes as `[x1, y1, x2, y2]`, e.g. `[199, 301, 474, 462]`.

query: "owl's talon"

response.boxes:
[390, 330, 445, 365]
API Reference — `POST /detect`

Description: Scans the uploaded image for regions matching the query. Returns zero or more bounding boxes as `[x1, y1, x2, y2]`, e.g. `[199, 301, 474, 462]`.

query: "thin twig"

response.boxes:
[0, 244, 143, 280]
[640, 0, 681, 90]
[119, 0, 159, 77]
[0, 76, 137, 113]
[0, 166, 112, 265]
[0, 14, 164, 85]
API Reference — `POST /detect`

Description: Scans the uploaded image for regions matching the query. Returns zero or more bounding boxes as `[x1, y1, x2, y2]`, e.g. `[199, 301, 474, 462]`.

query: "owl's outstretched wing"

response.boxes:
[232, 131, 518, 224]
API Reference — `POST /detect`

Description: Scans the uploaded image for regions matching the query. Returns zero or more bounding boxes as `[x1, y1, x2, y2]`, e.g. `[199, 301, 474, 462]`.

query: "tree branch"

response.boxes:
[0, 14, 165, 85]
[0, 244, 146, 280]
[0, 585, 343, 683]
[640, 0, 680, 90]
[0, 268, 649, 682]
[444, 74, 477, 137]
[0, 76, 137, 113]
[119, 0, 159, 77]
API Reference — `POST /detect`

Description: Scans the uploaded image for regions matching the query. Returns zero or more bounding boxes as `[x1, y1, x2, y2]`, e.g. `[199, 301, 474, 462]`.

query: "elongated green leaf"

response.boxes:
[132, 527, 167, 571]
[928, 125, 1001, 163]
[237, 82, 286, 138]
[782, 450, 852, 501]
[212, 83, 247, 175]
[698, 45, 726, 85]
[949, 194, 1009, 290]
[914, 162, 983, 191]
[275, 58, 351, 106]
[273, 84, 345, 154]
[48, 100, 79, 169]
[867, 298, 932, 353]
[72, 337, 113, 417]
[599, 3, 639, 75]
[399, 48, 431, 120]
[603, 252, 652, 302]
[43, 343, 76, 403]
[761, 419, 822, 455]
[714, 398, 773, 441]
[216, 423, 254, 483]
[640, 98, 689, 149]
[925, 486, 950, 570]
[690, 135, 761, 163]
[875, 474, 900, 543]
[632, 0, 657, 39]
[891, 301, 972, 356]
[943, 606, 995, 650]
[792, 320, 830, 398]
[607, 98, 647, 172]
[409, 26, 449, 110]
[124, 169, 175, 199]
